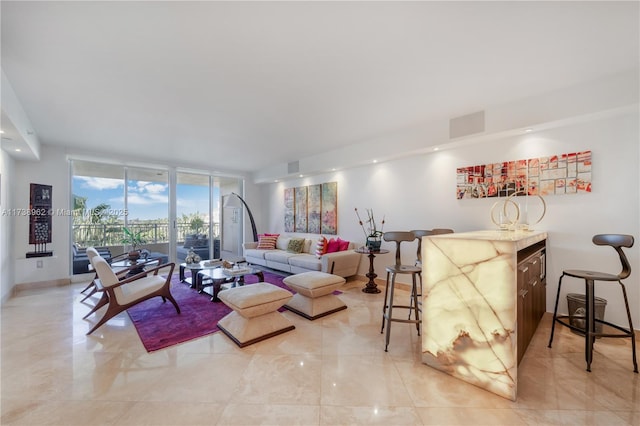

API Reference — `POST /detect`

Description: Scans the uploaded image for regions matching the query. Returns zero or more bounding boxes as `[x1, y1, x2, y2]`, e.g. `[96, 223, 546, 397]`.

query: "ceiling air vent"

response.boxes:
[449, 110, 485, 139]
[288, 161, 300, 174]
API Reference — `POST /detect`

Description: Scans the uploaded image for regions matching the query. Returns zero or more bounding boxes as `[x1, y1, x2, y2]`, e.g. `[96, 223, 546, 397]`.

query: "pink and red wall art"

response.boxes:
[456, 150, 592, 199]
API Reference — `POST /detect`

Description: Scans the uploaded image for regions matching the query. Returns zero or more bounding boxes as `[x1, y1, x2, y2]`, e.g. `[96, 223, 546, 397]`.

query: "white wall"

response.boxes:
[260, 110, 639, 328]
[0, 150, 16, 302]
[6, 110, 639, 330]
[13, 145, 71, 284]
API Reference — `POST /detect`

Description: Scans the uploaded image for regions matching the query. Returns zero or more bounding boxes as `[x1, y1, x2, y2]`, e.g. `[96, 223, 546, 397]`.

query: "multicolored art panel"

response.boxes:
[456, 150, 592, 199]
[283, 181, 338, 235]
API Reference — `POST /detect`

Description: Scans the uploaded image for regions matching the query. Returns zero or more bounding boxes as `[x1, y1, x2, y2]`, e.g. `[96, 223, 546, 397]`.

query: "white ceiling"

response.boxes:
[1, 1, 638, 176]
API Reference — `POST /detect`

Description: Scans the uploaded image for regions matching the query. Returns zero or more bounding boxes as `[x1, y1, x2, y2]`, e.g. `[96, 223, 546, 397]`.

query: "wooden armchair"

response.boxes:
[85, 256, 180, 335]
[80, 248, 157, 302]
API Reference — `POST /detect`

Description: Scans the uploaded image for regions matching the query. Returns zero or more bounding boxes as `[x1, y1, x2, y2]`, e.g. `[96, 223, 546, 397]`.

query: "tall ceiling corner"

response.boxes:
[1, 68, 40, 161]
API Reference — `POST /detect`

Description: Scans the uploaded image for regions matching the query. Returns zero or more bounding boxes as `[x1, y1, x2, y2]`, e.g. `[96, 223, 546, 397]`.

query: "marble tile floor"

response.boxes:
[1, 279, 638, 425]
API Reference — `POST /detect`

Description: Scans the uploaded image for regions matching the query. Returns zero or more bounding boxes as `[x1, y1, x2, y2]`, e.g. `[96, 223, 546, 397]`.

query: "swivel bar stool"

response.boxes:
[548, 234, 637, 373]
[380, 231, 421, 352]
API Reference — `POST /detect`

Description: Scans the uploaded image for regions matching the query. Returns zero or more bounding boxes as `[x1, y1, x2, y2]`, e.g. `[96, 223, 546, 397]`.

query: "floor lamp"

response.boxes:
[225, 192, 258, 242]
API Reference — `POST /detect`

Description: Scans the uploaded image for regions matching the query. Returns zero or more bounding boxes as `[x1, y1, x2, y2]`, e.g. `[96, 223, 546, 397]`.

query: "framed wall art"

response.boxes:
[283, 181, 337, 235]
[456, 150, 592, 199]
[294, 186, 308, 232]
[284, 187, 295, 232]
[321, 181, 337, 235]
[27, 183, 53, 257]
[307, 184, 322, 234]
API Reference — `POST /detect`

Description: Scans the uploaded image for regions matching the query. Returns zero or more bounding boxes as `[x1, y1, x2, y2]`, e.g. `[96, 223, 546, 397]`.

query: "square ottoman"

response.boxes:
[217, 282, 295, 347]
[283, 271, 347, 320]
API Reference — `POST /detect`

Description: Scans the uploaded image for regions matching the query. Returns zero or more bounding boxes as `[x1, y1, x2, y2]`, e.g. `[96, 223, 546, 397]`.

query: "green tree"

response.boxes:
[90, 203, 111, 224]
[190, 215, 205, 234]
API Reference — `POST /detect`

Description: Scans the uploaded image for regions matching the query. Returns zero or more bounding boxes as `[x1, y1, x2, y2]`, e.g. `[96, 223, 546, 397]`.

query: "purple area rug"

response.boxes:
[127, 271, 290, 352]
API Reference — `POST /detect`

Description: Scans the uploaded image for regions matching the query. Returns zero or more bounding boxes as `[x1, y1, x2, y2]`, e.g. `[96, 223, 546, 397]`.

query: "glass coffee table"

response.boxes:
[110, 258, 160, 278]
[179, 260, 224, 288]
[197, 266, 264, 302]
[179, 261, 207, 289]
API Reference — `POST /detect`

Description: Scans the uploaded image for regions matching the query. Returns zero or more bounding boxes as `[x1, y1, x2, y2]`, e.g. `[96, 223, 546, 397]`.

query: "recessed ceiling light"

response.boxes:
[299, 174, 303, 178]
[274, 179, 279, 183]
[0, 130, 4, 134]
[373, 160, 378, 164]
[331, 168, 336, 171]
[525, 128, 533, 133]
[433, 147, 439, 151]
[15, 148, 21, 152]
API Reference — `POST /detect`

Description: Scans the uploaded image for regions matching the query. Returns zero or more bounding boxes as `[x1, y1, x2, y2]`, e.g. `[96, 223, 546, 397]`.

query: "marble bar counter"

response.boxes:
[421, 230, 547, 401]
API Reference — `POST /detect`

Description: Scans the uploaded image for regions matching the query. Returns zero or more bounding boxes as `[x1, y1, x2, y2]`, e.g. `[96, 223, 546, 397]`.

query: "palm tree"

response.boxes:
[90, 203, 111, 224]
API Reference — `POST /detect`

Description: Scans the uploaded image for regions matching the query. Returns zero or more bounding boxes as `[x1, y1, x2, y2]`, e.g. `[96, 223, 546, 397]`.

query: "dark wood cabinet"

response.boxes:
[516, 240, 546, 364]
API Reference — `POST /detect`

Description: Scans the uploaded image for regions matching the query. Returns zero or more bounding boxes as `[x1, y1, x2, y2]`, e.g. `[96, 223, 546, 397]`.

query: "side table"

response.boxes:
[354, 247, 390, 294]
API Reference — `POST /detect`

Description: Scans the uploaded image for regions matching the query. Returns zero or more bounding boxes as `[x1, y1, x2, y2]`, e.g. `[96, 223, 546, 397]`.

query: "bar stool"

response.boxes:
[408, 230, 432, 317]
[548, 234, 637, 373]
[409, 229, 454, 315]
[414, 228, 455, 269]
[380, 231, 421, 352]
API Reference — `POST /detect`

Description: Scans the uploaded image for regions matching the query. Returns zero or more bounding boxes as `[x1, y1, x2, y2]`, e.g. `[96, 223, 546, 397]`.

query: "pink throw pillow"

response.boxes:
[337, 238, 350, 251]
[326, 238, 340, 253]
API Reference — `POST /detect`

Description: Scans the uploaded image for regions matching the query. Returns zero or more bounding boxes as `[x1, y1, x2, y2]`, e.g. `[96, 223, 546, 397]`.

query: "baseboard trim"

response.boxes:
[13, 278, 71, 295]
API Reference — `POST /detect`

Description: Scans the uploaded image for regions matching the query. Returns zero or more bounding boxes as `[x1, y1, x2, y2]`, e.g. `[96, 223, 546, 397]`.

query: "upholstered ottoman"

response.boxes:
[217, 283, 295, 347]
[282, 271, 347, 320]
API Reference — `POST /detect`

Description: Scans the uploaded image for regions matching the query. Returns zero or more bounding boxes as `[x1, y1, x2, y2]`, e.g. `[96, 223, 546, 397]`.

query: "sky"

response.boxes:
[72, 176, 219, 222]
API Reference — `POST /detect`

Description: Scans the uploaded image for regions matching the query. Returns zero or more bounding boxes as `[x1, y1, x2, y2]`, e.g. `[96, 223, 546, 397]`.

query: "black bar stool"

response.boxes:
[548, 234, 637, 373]
[380, 231, 421, 352]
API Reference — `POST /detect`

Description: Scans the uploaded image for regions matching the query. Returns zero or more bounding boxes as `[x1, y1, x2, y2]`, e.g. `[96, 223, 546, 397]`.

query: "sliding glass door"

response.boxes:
[176, 172, 216, 262]
[71, 160, 243, 274]
[125, 168, 169, 261]
[71, 161, 124, 271]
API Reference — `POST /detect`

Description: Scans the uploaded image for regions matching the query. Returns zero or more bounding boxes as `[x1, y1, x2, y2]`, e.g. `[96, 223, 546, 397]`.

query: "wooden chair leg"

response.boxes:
[80, 281, 95, 294]
[83, 293, 109, 319]
[87, 302, 125, 335]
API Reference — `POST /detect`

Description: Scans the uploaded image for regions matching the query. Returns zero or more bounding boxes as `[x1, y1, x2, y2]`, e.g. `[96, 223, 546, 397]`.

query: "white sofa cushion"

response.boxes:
[244, 248, 270, 260]
[288, 254, 322, 271]
[264, 250, 299, 264]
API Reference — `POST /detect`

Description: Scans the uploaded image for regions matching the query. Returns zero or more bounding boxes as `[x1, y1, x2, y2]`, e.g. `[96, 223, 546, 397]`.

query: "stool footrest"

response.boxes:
[553, 315, 635, 337]
[383, 315, 420, 325]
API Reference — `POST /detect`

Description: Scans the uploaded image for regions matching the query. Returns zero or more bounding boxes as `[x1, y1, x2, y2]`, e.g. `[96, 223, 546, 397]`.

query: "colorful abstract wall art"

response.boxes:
[284, 188, 295, 232]
[294, 186, 308, 232]
[284, 182, 337, 235]
[321, 182, 337, 235]
[307, 184, 322, 234]
[456, 150, 592, 199]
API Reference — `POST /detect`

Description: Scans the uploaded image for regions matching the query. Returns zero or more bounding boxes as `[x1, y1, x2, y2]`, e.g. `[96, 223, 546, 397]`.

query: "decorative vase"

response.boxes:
[185, 248, 199, 264]
[128, 250, 141, 263]
[366, 236, 382, 251]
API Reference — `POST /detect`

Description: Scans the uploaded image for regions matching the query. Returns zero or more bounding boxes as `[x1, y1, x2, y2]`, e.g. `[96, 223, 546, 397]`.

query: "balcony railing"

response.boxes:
[73, 222, 220, 248]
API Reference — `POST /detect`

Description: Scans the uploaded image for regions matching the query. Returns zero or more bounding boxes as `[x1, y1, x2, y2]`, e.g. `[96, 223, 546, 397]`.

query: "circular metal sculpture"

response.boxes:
[490, 191, 546, 229]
